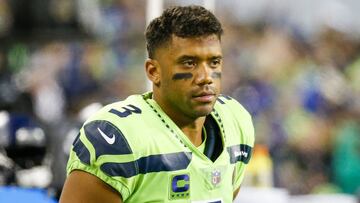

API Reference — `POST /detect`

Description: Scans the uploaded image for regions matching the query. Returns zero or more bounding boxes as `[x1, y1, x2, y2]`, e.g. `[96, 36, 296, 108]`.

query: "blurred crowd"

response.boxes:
[223, 23, 360, 195]
[0, 0, 359, 200]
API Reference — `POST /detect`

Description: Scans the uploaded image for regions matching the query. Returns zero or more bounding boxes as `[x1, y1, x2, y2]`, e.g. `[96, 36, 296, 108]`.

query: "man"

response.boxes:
[60, 5, 254, 203]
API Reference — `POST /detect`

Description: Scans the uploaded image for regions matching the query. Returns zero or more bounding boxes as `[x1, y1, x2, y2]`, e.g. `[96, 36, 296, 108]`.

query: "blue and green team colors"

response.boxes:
[67, 92, 255, 203]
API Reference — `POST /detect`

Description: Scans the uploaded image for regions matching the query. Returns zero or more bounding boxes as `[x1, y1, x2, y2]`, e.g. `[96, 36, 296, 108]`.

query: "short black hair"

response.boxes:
[145, 5, 224, 59]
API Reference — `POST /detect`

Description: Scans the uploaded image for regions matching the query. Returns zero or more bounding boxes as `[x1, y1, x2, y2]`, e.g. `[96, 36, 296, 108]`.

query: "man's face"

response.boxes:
[154, 34, 223, 120]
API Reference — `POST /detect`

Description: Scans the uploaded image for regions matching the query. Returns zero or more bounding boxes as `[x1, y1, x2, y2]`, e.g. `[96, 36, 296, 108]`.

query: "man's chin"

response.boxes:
[192, 105, 214, 117]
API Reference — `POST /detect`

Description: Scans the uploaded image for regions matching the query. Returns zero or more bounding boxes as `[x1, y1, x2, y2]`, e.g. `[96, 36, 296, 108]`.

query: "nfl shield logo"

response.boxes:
[211, 169, 221, 186]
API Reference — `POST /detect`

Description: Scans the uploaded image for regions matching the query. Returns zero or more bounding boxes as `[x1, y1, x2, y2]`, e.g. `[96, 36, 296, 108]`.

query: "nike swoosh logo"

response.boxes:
[97, 127, 116, 144]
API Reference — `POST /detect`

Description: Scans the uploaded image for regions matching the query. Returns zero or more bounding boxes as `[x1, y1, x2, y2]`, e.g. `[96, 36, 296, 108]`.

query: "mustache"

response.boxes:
[192, 85, 217, 96]
[172, 72, 221, 80]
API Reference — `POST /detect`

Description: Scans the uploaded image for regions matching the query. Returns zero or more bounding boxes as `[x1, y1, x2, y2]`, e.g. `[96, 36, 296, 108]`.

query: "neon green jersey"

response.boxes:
[67, 92, 255, 203]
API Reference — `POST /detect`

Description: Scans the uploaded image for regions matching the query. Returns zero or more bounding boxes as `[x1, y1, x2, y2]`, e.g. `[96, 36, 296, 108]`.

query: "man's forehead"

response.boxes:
[168, 34, 222, 55]
[169, 34, 220, 46]
[154, 34, 221, 59]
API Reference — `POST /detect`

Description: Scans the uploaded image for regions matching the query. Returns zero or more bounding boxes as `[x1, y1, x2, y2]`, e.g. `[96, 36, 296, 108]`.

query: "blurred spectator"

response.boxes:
[332, 112, 360, 194]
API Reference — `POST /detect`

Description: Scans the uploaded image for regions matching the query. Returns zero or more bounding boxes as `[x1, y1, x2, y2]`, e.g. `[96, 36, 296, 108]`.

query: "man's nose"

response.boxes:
[195, 62, 213, 85]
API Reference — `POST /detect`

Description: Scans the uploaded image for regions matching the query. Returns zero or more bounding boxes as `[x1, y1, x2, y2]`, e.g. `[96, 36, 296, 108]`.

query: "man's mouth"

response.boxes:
[192, 92, 216, 103]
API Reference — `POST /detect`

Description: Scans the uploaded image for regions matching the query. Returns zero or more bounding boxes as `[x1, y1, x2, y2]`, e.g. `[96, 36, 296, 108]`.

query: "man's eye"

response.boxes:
[210, 59, 221, 67]
[183, 60, 196, 67]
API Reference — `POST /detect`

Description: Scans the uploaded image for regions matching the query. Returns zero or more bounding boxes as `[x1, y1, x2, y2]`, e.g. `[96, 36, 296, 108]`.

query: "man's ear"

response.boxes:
[145, 59, 161, 86]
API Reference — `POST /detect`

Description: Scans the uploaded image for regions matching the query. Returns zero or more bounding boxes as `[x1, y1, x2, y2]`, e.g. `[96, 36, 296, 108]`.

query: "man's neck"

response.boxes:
[151, 92, 206, 146]
[165, 109, 206, 147]
[179, 117, 206, 147]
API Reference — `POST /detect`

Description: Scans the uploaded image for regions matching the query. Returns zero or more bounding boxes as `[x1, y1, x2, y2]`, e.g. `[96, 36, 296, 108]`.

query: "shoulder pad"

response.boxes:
[83, 120, 132, 159]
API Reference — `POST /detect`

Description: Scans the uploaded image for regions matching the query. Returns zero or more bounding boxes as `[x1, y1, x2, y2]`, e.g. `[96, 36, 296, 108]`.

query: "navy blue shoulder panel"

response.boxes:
[72, 133, 91, 165]
[84, 120, 132, 159]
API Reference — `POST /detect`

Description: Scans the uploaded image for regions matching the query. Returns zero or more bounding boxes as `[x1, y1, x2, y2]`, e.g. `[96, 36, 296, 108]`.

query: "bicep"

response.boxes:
[60, 170, 123, 203]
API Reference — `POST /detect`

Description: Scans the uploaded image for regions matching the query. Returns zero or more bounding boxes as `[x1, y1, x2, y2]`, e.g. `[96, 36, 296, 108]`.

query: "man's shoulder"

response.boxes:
[70, 94, 157, 165]
[78, 93, 156, 149]
[85, 94, 149, 123]
[214, 94, 254, 145]
[214, 94, 251, 119]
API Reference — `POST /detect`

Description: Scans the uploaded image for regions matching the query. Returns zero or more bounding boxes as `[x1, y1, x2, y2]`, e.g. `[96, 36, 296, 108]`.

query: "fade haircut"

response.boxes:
[145, 5, 224, 59]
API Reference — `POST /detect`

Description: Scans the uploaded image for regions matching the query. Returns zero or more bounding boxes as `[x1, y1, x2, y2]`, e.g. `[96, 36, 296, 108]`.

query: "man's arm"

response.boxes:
[59, 170, 123, 203]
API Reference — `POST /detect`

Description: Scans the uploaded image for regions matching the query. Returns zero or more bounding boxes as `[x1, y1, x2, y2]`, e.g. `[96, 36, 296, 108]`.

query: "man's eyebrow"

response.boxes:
[176, 55, 223, 63]
[175, 55, 199, 62]
[209, 55, 223, 60]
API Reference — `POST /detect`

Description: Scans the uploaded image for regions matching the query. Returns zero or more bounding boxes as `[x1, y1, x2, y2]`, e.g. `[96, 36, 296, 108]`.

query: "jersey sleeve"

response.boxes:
[233, 105, 255, 190]
[216, 95, 255, 191]
[231, 97, 255, 190]
[66, 108, 138, 201]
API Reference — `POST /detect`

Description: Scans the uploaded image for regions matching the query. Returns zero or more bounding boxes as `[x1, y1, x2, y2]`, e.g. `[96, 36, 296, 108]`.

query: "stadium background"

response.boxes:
[0, 0, 359, 202]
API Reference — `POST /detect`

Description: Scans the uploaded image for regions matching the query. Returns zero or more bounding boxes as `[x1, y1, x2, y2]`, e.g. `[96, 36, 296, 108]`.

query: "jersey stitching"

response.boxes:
[211, 108, 226, 142]
[143, 98, 188, 149]
[143, 94, 227, 160]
